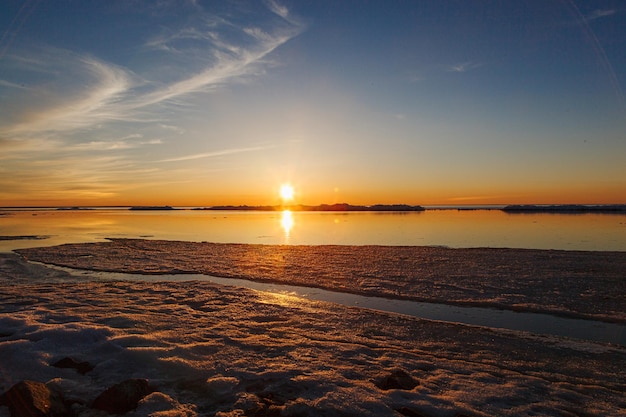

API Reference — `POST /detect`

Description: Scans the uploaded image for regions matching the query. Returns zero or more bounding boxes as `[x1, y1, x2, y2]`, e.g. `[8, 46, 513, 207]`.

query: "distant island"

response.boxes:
[57, 207, 93, 211]
[119, 204, 626, 213]
[502, 204, 626, 214]
[129, 206, 177, 211]
[195, 203, 425, 212]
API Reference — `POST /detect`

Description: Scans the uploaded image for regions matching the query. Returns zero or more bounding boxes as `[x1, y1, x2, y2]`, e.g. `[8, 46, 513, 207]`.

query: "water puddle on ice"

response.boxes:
[52, 266, 626, 346]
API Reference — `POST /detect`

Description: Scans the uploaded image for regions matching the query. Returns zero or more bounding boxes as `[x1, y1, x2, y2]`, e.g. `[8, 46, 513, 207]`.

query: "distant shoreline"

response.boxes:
[1, 204, 625, 214]
[195, 203, 426, 212]
[501, 204, 626, 214]
[129, 203, 626, 213]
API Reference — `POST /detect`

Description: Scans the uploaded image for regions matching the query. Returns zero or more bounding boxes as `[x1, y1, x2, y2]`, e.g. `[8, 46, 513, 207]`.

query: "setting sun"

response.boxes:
[280, 184, 295, 202]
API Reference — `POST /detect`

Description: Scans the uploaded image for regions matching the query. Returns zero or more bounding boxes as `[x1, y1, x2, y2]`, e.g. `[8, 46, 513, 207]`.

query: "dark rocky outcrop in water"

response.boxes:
[129, 206, 176, 210]
[0, 235, 50, 241]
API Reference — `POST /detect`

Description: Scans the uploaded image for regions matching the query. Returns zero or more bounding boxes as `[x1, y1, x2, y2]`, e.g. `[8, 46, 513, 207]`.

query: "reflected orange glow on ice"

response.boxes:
[258, 291, 303, 308]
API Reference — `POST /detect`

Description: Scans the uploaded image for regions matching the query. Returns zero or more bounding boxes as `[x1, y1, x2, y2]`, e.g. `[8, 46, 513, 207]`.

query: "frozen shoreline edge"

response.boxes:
[15, 239, 626, 325]
[21, 255, 626, 326]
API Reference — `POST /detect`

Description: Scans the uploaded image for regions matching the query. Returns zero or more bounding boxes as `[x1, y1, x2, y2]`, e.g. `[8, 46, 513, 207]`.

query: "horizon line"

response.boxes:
[2, 203, 626, 210]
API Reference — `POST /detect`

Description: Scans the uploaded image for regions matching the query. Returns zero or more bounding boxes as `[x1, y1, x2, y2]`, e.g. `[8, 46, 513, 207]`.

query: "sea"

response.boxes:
[1, 206, 625, 345]
[1, 206, 625, 252]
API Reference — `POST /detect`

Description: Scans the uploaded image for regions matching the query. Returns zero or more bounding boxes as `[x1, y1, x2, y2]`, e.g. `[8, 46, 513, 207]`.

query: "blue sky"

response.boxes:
[1, 0, 625, 206]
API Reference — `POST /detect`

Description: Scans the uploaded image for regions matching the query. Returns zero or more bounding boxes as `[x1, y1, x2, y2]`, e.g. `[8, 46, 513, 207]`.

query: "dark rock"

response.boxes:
[374, 369, 418, 391]
[395, 407, 431, 417]
[129, 206, 176, 211]
[51, 357, 94, 375]
[91, 379, 153, 414]
[0, 380, 68, 417]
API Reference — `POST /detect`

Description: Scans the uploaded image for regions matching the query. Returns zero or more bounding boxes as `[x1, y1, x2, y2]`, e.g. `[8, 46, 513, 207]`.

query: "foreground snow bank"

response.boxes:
[1, 275, 625, 416]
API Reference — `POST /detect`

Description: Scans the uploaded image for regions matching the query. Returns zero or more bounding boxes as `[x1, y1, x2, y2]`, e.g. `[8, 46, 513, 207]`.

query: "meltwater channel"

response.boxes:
[47, 264, 626, 347]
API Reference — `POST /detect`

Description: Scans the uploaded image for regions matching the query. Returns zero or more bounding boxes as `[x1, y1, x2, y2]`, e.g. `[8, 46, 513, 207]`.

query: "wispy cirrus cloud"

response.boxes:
[564, 2, 625, 111]
[585, 9, 617, 22]
[266, 0, 290, 20]
[133, 11, 303, 109]
[0, 52, 135, 138]
[0, 153, 142, 200]
[0, 1, 304, 141]
[70, 136, 162, 152]
[158, 124, 185, 134]
[157, 145, 270, 163]
[447, 61, 483, 73]
[0, 1, 303, 203]
[0, 136, 63, 158]
[0, 79, 29, 89]
[132, 43, 285, 109]
[145, 23, 230, 55]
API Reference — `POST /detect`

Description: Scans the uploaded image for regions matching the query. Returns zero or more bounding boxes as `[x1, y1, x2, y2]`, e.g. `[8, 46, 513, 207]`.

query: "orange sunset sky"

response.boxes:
[1, 1, 625, 207]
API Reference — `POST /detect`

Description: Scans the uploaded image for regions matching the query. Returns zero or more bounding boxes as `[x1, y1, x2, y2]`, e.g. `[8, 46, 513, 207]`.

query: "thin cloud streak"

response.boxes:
[0, 79, 29, 89]
[0, 0, 41, 60]
[0, 54, 135, 137]
[266, 0, 290, 20]
[565, 1, 625, 112]
[69, 138, 162, 152]
[157, 146, 270, 163]
[0, 155, 141, 200]
[0, 137, 64, 158]
[133, 27, 300, 109]
[586, 9, 617, 21]
[158, 124, 186, 134]
[447, 61, 483, 73]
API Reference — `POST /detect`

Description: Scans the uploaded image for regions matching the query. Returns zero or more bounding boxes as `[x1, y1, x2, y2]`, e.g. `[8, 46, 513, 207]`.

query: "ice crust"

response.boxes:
[1, 243, 626, 416]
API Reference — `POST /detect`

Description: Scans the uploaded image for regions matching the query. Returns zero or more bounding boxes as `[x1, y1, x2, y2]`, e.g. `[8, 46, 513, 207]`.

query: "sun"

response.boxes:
[280, 183, 294, 202]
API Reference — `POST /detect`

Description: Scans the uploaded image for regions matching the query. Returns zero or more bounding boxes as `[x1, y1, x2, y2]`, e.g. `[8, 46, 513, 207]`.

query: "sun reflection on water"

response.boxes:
[280, 210, 294, 241]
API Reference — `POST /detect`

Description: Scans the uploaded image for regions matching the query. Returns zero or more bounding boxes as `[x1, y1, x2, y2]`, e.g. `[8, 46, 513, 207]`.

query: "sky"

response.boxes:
[1, 0, 625, 207]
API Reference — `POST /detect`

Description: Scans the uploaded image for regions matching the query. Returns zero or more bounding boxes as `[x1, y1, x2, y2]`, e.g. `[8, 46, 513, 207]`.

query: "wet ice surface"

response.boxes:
[34, 264, 626, 346]
[17, 239, 626, 323]
[2, 242, 626, 416]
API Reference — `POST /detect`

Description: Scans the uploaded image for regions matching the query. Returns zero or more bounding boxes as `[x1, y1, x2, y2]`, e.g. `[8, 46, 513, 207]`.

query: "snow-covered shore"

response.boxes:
[16, 239, 626, 323]
[1, 241, 626, 416]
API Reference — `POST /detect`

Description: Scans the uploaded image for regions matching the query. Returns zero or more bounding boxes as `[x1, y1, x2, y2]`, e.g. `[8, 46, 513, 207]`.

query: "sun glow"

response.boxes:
[280, 184, 295, 202]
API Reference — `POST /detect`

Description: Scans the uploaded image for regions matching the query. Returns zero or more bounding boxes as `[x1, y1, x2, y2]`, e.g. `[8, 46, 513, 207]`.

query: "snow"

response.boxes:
[1, 245, 626, 416]
[16, 239, 626, 323]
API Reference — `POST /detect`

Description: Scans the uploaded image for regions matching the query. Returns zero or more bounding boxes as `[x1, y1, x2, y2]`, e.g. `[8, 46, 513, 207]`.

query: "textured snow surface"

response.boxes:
[17, 239, 626, 322]
[2, 244, 626, 416]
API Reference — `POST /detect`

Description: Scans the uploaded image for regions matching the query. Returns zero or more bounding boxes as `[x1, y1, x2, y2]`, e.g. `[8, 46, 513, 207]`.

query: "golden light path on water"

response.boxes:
[0, 209, 625, 252]
[280, 210, 294, 241]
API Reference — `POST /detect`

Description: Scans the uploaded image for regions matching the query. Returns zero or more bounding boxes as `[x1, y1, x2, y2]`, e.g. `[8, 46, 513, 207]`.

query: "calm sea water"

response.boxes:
[1, 207, 625, 252]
